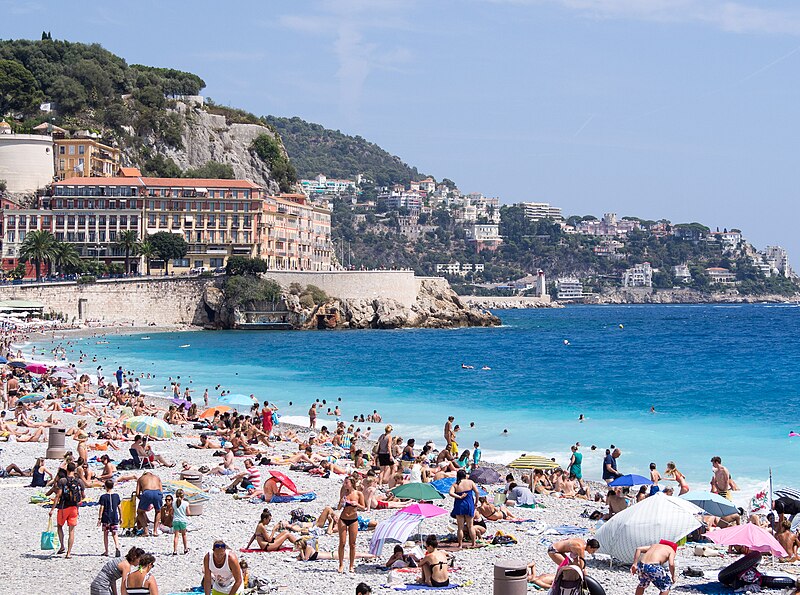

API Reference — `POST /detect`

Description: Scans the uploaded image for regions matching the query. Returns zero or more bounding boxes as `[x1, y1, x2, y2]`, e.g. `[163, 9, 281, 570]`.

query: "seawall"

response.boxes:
[459, 295, 559, 309]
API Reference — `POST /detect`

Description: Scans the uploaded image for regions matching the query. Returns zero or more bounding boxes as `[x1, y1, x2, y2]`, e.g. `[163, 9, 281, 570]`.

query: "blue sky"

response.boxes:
[3, 0, 799, 265]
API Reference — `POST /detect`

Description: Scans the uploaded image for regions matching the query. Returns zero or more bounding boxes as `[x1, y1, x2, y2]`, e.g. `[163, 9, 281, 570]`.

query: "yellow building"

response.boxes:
[54, 137, 120, 180]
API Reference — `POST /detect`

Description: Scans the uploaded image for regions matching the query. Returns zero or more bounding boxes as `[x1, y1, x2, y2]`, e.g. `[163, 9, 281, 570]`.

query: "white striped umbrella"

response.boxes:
[775, 487, 800, 502]
[369, 512, 424, 556]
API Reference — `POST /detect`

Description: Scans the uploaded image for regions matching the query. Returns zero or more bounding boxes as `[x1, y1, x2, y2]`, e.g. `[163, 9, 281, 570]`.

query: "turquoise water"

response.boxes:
[34, 304, 800, 496]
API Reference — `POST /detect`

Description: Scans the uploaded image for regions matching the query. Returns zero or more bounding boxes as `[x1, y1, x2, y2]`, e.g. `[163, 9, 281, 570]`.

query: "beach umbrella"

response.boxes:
[609, 474, 654, 487]
[0, 356, 7, 364]
[18, 392, 46, 403]
[399, 503, 448, 518]
[51, 370, 76, 381]
[55, 366, 77, 377]
[163, 480, 210, 503]
[681, 491, 738, 517]
[218, 393, 254, 407]
[8, 361, 27, 368]
[391, 482, 443, 501]
[430, 477, 488, 498]
[470, 467, 501, 485]
[118, 406, 134, 420]
[369, 512, 425, 556]
[25, 363, 48, 374]
[595, 494, 703, 564]
[705, 523, 787, 558]
[171, 397, 191, 410]
[774, 487, 800, 502]
[199, 405, 231, 419]
[124, 415, 173, 439]
[264, 470, 299, 495]
[508, 454, 559, 470]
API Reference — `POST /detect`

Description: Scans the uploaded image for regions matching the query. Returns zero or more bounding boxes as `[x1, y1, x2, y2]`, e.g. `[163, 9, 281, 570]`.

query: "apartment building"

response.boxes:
[262, 193, 332, 271]
[54, 137, 120, 180]
[622, 262, 653, 288]
[519, 201, 563, 222]
[299, 174, 357, 197]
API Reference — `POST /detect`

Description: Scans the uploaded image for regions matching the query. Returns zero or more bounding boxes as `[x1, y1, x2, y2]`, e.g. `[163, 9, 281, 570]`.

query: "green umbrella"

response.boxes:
[390, 482, 443, 501]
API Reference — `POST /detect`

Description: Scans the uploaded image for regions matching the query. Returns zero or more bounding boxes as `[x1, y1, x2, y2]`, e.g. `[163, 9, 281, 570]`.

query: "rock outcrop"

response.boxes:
[585, 288, 800, 304]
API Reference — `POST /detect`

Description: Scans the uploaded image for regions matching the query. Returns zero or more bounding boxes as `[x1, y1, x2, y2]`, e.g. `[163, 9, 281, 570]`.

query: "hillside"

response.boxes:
[265, 116, 426, 185]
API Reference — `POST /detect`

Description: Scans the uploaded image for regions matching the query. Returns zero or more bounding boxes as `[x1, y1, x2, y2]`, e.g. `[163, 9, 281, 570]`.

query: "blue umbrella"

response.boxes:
[0, 356, 7, 364]
[609, 474, 653, 487]
[430, 476, 489, 497]
[680, 491, 738, 517]
[8, 361, 27, 368]
[18, 393, 46, 403]
[219, 393, 255, 408]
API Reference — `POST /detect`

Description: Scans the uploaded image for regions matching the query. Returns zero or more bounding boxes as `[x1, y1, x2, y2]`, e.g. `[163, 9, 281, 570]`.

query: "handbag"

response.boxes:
[40, 518, 59, 551]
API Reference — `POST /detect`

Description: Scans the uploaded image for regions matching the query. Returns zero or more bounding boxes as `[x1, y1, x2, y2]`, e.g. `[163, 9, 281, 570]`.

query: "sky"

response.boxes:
[3, 0, 799, 264]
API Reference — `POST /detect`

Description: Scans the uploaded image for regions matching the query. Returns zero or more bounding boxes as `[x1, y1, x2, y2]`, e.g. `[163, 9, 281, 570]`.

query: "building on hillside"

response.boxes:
[435, 262, 484, 276]
[418, 178, 436, 193]
[54, 136, 120, 180]
[378, 186, 422, 211]
[0, 133, 55, 194]
[519, 201, 563, 221]
[465, 223, 503, 252]
[594, 238, 625, 259]
[751, 257, 773, 278]
[622, 262, 653, 288]
[299, 174, 357, 197]
[262, 193, 332, 271]
[556, 278, 583, 300]
[673, 264, 692, 283]
[577, 213, 640, 237]
[714, 230, 743, 251]
[763, 245, 792, 277]
[705, 267, 736, 285]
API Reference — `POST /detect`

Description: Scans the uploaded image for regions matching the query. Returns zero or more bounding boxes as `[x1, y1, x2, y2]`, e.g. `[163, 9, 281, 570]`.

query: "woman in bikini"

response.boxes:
[419, 535, 450, 588]
[477, 496, 518, 521]
[664, 461, 690, 495]
[337, 476, 366, 573]
[244, 509, 298, 551]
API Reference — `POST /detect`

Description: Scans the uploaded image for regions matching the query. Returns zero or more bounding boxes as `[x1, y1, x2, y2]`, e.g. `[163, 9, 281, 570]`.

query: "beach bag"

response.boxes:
[40, 519, 58, 550]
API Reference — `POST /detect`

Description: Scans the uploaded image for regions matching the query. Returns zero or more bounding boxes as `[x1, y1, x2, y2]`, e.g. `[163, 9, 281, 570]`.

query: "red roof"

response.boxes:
[55, 176, 259, 189]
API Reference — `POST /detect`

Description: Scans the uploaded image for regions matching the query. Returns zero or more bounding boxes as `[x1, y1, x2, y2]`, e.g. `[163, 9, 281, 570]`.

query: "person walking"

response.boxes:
[630, 540, 677, 595]
[449, 469, 480, 549]
[376, 425, 394, 485]
[203, 539, 244, 595]
[98, 479, 122, 557]
[50, 461, 84, 558]
[172, 488, 190, 555]
[568, 444, 584, 489]
[338, 476, 367, 573]
[710, 456, 735, 500]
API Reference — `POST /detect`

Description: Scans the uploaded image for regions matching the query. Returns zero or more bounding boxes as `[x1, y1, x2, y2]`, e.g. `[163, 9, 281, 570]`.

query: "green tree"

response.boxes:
[19, 229, 56, 281]
[0, 59, 42, 115]
[115, 229, 139, 275]
[135, 238, 157, 276]
[149, 231, 188, 275]
[51, 241, 81, 275]
[251, 133, 297, 192]
[225, 256, 268, 276]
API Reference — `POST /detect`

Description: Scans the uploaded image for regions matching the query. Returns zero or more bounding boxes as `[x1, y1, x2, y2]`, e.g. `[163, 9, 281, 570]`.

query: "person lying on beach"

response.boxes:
[320, 460, 350, 475]
[271, 446, 321, 466]
[0, 411, 33, 438]
[281, 506, 341, 535]
[245, 509, 299, 551]
[15, 426, 47, 442]
[547, 538, 600, 568]
[188, 434, 222, 450]
[477, 496, 519, 520]
[527, 561, 555, 588]
[386, 544, 419, 568]
[0, 462, 33, 478]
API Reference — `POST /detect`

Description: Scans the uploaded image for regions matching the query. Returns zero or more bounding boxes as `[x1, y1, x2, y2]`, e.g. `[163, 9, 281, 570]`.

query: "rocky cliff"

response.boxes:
[585, 288, 800, 304]
[201, 276, 500, 330]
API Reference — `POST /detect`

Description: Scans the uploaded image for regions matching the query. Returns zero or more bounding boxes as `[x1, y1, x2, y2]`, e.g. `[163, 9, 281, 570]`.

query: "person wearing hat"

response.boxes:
[630, 540, 677, 595]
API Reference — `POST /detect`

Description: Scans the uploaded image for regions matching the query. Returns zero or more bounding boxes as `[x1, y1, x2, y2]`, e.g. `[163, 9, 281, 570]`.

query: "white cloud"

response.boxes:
[494, 0, 800, 35]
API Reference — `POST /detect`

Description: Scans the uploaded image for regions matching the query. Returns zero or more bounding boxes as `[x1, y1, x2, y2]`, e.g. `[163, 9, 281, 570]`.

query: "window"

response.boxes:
[42, 216, 51, 226]
[196, 215, 203, 227]
[6, 231, 14, 242]
[148, 214, 156, 226]
[210, 258, 224, 268]
[120, 215, 127, 226]
[6, 216, 14, 227]
[172, 215, 180, 227]
[99, 215, 106, 226]
[149, 200, 155, 210]
[208, 231, 216, 242]
[88, 216, 96, 226]
[173, 258, 190, 267]
[78, 145, 85, 155]
[89, 232, 96, 243]
[232, 190, 238, 198]
[77, 232, 85, 242]
[109, 230, 116, 241]
[219, 215, 227, 227]
[68, 145, 75, 155]
[194, 260, 204, 268]
[243, 216, 251, 227]
[243, 231, 250, 244]
[78, 216, 86, 226]
[208, 215, 216, 227]
[55, 232, 64, 241]
[59, 159, 65, 170]
[110, 216, 117, 226]
[55, 216, 64, 227]
[67, 216, 76, 226]
[59, 146, 65, 155]
[131, 215, 138, 227]
[159, 215, 167, 226]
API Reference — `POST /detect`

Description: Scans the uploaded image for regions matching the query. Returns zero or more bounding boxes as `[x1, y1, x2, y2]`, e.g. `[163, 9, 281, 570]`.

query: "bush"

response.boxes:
[298, 293, 315, 308]
[288, 282, 302, 295]
[199, 270, 214, 278]
[302, 284, 328, 305]
[77, 275, 96, 285]
[224, 275, 282, 305]
[225, 256, 268, 276]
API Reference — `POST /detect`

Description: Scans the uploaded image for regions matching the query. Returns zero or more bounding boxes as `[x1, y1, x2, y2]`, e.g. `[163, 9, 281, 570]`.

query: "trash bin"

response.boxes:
[45, 427, 67, 459]
[179, 470, 203, 489]
[187, 502, 204, 516]
[494, 558, 528, 595]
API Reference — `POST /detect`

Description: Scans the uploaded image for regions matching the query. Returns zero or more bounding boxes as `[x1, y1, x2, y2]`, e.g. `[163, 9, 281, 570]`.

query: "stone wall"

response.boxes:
[264, 270, 420, 309]
[0, 278, 214, 325]
[459, 295, 558, 309]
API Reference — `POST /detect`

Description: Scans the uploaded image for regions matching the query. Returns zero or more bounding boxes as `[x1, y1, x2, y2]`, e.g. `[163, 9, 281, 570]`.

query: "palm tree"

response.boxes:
[19, 230, 56, 281]
[51, 241, 81, 276]
[135, 239, 157, 276]
[115, 229, 139, 275]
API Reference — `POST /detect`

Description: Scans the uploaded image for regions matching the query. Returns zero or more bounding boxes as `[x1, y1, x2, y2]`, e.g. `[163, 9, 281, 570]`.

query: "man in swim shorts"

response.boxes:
[631, 540, 677, 595]
[135, 472, 163, 537]
[711, 457, 733, 500]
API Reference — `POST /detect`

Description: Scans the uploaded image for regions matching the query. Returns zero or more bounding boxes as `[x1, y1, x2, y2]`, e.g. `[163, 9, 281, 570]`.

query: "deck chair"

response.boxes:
[129, 448, 153, 470]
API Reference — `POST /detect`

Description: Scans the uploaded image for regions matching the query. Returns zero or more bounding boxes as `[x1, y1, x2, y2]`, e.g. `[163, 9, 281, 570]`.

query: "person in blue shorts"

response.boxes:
[631, 540, 677, 595]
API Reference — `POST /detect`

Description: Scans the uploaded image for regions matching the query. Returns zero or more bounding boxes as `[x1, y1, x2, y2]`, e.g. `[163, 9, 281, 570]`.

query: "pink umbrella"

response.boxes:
[25, 363, 49, 375]
[399, 503, 447, 518]
[706, 523, 788, 558]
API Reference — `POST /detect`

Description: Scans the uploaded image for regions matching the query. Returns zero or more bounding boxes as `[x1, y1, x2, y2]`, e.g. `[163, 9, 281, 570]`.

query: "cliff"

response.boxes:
[585, 288, 800, 304]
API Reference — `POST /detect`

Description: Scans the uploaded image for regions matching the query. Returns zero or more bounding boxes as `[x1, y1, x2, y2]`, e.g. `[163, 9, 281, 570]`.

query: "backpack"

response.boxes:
[61, 477, 83, 507]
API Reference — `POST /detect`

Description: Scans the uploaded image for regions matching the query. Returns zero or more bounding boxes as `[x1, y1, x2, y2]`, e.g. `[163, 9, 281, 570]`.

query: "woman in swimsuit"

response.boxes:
[664, 462, 690, 495]
[419, 535, 450, 588]
[477, 496, 518, 521]
[338, 476, 366, 573]
[124, 552, 158, 595]
[449, 469, 480, 549]
[244, 509, 298, 551]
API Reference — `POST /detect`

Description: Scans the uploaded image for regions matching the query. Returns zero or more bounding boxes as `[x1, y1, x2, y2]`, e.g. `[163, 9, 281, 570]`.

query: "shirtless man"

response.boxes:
[604, 488, 629, 520]
[710, 457, 733, 500]
[547, 537, 600, 567]
[775, 520, 800, 561]
[209, 446, 237, 476]
[443, 416, 454, 452]
[631, 541, 677, 595]
[135, 472, 163, 537]
[187, 434, 221, 449]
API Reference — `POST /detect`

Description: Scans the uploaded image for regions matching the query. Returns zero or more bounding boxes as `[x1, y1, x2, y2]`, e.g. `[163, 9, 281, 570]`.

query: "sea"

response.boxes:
[31, 303, 800, 502]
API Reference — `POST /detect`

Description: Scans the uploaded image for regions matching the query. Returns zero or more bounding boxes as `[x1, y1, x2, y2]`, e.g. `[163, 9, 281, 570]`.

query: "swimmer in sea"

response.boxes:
[578, 414, 584, 422]
[563, 340, 570, 346]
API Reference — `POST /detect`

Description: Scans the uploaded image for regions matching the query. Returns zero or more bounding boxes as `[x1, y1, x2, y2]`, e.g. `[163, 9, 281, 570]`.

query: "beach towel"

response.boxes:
[239, 547, 293, 553]
[387, 583, 460, 590]
[498, 518, 536, 523]
[270, 492, 316, 503]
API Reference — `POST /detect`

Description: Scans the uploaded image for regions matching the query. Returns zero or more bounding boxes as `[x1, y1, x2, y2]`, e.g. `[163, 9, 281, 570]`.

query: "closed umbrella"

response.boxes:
[681, 491, 738, 517]
[609, 474, 654, 487]
[369, 512, 425, 556]
[18, 392, 46, 403]
[705, 523, 788, 558]
[25, 363, 48, 374]
[199, 405, 231, 419]
[124, 415, 173, 439]
[508, 454, 559, 470]
[390, 482, 443, 501]
[595, 494, 703, 563]
[470, 467, 501, 484]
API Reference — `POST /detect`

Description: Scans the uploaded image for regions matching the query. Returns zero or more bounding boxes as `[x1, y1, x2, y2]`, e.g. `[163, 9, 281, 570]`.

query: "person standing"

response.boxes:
[50, 461, 84, 558]
[710, 457, 733, 500]
[203, 388, 209, 407]
[376, 425, 394, 485]
[568, 445, 584, 489]
[135, 471, 163, 537]
[98, 479, 122, 557]
[115, 366, 124, 388]
[443, 416, 454, 451]
[630, 541, 677, 595]
[172, 489, 190, 555]
[261, 401, 274, 436]
[308, 403, 317, 429]
[338, 476, 367, 573]
[603, 448, 622, 484]
[449, 469, 480, 549]
[203, 539, 244, 595]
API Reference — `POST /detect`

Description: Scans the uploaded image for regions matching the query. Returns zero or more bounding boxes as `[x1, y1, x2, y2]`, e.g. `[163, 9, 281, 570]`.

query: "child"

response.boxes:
[98, 479, 121, 557]
[172, 488, 189, 555]
[472, 441, 481, 467]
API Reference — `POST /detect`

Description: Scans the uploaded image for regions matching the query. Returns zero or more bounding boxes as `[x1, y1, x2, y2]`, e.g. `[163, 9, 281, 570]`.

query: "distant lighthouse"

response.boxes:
[536, 269, 546, 296]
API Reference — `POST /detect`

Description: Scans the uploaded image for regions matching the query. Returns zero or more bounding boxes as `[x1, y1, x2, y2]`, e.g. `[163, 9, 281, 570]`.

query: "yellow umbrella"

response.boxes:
[508, 454, 559, 470]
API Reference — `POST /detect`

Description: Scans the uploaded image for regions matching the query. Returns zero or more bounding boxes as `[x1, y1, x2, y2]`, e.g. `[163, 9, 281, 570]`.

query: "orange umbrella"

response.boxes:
[199, 405, 231, 419]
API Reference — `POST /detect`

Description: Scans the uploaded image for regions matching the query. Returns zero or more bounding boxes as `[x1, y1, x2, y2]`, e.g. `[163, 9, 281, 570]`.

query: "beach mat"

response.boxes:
[239, 547, 293, 553]
[270, 492, 316, 503]
[387, 584, 460, 590]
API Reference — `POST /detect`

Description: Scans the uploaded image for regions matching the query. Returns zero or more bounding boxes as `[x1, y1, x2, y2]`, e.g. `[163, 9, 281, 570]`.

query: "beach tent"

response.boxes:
[508, 454, 559, 470]
[595, 494, 703, 564]
[681, 491, 738, 517]
[705, 524, 787, 558]
[369, 512, 426, 556]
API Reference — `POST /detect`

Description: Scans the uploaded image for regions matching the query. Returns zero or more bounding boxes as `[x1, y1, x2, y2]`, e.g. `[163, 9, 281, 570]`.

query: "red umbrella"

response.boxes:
[265, 470, 298, 495]
[706, 523, 788, 558]
[26, 363, 49, 375]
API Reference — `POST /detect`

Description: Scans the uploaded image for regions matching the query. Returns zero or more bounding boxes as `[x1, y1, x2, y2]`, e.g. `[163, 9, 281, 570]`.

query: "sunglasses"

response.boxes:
[214, 543, 227, 549]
